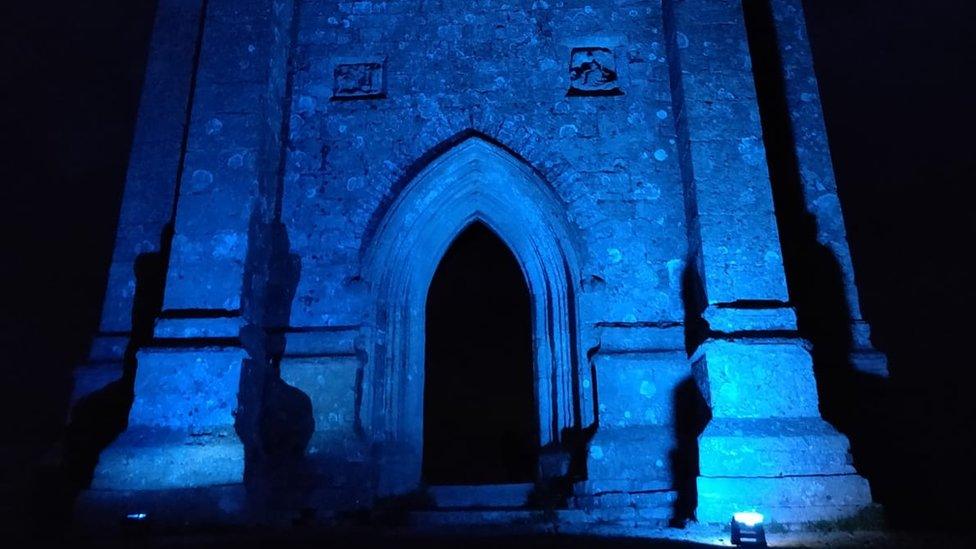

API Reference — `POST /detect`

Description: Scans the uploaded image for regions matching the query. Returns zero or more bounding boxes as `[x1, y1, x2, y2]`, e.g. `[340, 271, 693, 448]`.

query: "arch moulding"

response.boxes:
[361, 136, 589, 494]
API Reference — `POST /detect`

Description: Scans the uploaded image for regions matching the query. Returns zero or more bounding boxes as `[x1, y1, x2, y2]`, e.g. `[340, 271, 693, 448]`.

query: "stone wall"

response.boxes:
[75, 0, 880, 529]
[283, 0, 688, 329]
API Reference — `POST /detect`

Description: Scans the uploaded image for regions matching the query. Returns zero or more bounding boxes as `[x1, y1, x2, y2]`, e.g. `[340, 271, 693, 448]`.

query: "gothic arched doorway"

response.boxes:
[362, 135, 591, 495]
[423, 222, 539, 485]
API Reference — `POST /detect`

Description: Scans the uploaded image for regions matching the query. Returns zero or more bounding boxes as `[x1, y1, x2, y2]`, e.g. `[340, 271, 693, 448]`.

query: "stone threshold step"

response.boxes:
[407, 508, 672, 532]
[428, 483, 535, 509]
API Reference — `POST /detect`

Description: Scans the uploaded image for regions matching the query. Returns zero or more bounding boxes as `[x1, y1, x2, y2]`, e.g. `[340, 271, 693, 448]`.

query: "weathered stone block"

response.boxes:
[698, 418, 856, 477]
[128, 347, 244, 431]
[153, 316, 243, 339]
[596, 325, 684, 354]
[89, 347, 246, 490]
[592, 352, 687, 428]
[585, 425, 674, 492]
[163, 242, 246, 310]
[282, 329, 358, 356]
[697, 475, 873, 524]
[703, 306, 797, 333]
[692, 339, 821, 419]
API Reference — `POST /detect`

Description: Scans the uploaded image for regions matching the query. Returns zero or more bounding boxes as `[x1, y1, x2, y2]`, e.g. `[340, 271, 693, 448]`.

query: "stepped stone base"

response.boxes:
[92, 431, 244, 490]
[571, 489, 676, 526]
[428, 484, 534, 509]
[90, 347, 247, 490]
[850, 349, 890, 377]
[407, 506, 673, 534]
[698, 417, 857, 477]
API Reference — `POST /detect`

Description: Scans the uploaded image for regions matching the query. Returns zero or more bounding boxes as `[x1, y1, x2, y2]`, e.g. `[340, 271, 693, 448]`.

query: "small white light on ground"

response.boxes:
[732, 511, 764, 527]
[731, 511, 767, 546]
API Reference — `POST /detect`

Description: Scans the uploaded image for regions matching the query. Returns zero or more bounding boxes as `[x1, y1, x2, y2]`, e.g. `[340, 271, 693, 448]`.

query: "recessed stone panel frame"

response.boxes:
[568, 47, 621, 96]
[330, 56, 387, 100]
[361, 137, 589, 494]
[559, 35, 629, 98]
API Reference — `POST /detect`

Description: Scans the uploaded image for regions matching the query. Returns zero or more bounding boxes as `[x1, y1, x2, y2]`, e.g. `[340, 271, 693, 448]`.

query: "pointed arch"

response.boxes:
[361, 136, 587, 494]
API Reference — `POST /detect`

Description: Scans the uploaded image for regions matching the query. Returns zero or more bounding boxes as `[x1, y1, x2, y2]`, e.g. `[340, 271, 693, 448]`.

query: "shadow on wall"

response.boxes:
[669, 376, 710, 526]
[742, 0, 893, 524]
[54, 216, 313, 523]
[239, 215, 313, 497]
[52, 223, 174, 531]
[671, 261, 711, 525]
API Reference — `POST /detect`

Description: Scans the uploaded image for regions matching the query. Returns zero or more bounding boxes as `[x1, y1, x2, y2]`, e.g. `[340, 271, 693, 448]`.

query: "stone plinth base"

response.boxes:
[698, 417, 857, 477]
[696, 474, 872, 524]
[850, 349, 889, 377]
[850, 321, 889, 377]
[572, 489, 676, 526]
[90, 346, 246, 490]
[92, 430, 244, 490]
[692, 337, 875, 525]
[584, 425, 674, 493]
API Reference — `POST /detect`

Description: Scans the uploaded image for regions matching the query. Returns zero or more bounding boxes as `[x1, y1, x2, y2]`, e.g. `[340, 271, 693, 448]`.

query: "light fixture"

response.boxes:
[120, 511, 150, 535]
[731, 511, 766, 546]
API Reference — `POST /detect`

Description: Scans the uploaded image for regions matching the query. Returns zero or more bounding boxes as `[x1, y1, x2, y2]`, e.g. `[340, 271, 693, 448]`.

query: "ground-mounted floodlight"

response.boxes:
[120, 512, 150, 536]
[731, 511, 766, 546]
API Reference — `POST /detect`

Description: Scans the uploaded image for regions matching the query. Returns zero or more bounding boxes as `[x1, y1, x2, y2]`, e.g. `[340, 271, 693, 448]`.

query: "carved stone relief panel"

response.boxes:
[332, 58, 386, 100]
[568, 47, 621, 96]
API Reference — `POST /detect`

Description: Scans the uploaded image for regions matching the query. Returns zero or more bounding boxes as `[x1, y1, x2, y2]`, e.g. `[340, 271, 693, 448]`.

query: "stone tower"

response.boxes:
[73, 0, 886, 529]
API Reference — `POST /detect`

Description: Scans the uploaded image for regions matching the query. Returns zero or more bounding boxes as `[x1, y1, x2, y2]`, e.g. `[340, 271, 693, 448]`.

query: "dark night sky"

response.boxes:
[1, 0, 975, 532]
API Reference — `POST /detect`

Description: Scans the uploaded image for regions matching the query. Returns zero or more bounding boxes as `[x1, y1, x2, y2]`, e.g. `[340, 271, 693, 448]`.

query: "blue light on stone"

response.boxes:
[70, 0, 884, 533]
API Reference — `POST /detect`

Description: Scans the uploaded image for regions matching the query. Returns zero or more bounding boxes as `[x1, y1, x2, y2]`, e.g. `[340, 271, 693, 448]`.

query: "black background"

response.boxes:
[2, 0, 975, 535]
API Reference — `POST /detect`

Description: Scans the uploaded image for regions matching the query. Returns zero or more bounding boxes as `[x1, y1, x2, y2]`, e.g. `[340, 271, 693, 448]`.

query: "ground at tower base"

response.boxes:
[68, 524, 976, 548]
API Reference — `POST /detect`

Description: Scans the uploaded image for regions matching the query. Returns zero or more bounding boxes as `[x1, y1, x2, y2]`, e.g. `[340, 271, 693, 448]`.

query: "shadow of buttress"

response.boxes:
[670, 260, 711, 526]
[742, 0, 892, 519]
[55, 222, 173, 531]
[239, 215, 313, 497]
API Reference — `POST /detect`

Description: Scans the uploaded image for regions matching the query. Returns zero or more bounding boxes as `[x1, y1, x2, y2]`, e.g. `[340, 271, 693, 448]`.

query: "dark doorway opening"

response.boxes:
[423, 222, 539, 485]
